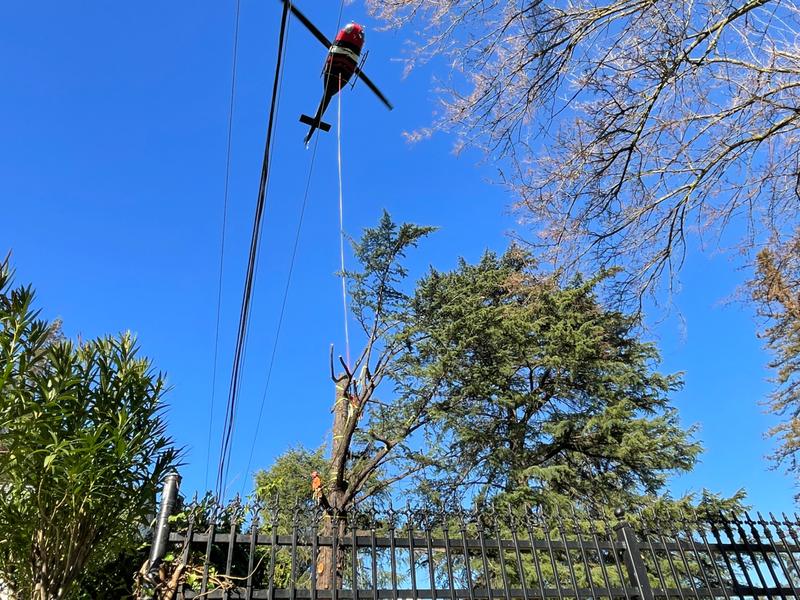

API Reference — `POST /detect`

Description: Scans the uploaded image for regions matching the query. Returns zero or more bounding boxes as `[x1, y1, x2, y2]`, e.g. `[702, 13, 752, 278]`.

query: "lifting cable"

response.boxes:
[215, 0, 291, 502]
[205, 0, 241, 492]
[336, 75, 351, 366]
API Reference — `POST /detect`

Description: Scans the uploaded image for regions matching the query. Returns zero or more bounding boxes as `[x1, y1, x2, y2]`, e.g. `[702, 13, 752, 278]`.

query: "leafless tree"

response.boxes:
[369, 0, 800, 303]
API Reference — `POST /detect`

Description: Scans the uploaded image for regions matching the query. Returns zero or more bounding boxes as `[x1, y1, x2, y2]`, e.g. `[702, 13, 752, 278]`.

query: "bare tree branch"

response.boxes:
[370, 0, 800, 303]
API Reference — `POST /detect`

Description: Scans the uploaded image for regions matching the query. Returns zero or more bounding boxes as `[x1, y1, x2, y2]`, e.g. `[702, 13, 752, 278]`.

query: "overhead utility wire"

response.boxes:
[215, 0, 291, 501]
[205, 0, 242, 492]
[241, 128, 321, 494]
[234, 16, 293, 497]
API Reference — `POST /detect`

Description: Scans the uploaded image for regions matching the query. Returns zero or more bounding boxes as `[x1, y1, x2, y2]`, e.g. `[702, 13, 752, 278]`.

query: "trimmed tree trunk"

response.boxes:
[316, 375, 352, 590]
[316, 515, 347, 590]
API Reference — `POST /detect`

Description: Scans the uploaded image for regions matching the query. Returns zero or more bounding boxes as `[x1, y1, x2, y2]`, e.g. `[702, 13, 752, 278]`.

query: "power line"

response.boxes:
[233, 2, 298, 497]
[205, 0, 242, 492]
[240, 127, 322, 494]
[215, 0, 291, 502]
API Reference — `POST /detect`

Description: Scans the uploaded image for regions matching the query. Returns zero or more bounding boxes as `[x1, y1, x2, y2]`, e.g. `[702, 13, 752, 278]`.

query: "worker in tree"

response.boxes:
[310, 470, 331, 512]
[346, 391, 360, 421]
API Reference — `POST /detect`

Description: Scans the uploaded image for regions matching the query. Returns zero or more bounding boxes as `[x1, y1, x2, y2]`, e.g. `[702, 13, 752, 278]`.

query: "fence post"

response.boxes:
[146, 471, 181, 580]
[615, 511, 654, 600]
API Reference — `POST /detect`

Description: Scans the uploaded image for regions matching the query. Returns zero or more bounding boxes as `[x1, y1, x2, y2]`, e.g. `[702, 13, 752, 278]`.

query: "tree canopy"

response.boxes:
[256, 215, 707, 517]
[407, 247, 701, 508]
[305, 212, 437, 517]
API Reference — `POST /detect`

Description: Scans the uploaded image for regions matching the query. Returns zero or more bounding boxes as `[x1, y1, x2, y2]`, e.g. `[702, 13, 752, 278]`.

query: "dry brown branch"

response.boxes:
[750, 229, 800, 479]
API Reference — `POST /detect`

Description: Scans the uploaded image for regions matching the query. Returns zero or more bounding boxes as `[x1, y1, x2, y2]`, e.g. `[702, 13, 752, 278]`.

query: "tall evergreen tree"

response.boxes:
[254, 216, 704, 518]
[247, 217, 729, 593]
[405, 247, 701, 509]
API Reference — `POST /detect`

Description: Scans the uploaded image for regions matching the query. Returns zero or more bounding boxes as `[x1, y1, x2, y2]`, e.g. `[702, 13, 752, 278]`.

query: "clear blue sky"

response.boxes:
[2, 1, 795, 512]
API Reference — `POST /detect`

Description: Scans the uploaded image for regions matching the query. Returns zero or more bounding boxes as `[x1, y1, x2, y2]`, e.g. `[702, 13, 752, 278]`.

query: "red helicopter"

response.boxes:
[280, 0, 393, 144]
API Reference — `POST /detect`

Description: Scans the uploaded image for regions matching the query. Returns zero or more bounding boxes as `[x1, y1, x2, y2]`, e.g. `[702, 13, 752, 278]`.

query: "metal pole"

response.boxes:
[147, 472, 181, 579]
[614, 510, 655, 600]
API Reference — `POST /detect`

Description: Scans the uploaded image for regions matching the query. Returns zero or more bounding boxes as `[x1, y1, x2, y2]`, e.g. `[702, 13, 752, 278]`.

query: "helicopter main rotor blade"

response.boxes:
[280, 0, 332, 49]
[354, 67, 393, 111]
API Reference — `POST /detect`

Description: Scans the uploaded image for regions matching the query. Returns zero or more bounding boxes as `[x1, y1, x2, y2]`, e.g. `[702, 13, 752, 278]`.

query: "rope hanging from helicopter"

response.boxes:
[336, 76, 351, 368]
[286, 0, 393, 376]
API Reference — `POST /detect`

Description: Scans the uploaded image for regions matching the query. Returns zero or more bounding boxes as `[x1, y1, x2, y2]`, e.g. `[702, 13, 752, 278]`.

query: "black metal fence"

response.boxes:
[148, 496, 800, 600]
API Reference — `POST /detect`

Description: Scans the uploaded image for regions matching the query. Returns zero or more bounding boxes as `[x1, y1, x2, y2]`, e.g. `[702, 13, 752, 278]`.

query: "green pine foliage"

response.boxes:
[403, 246, 702, 509]
[243, 216, 737, 595]
[254, 215, 711, 519]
